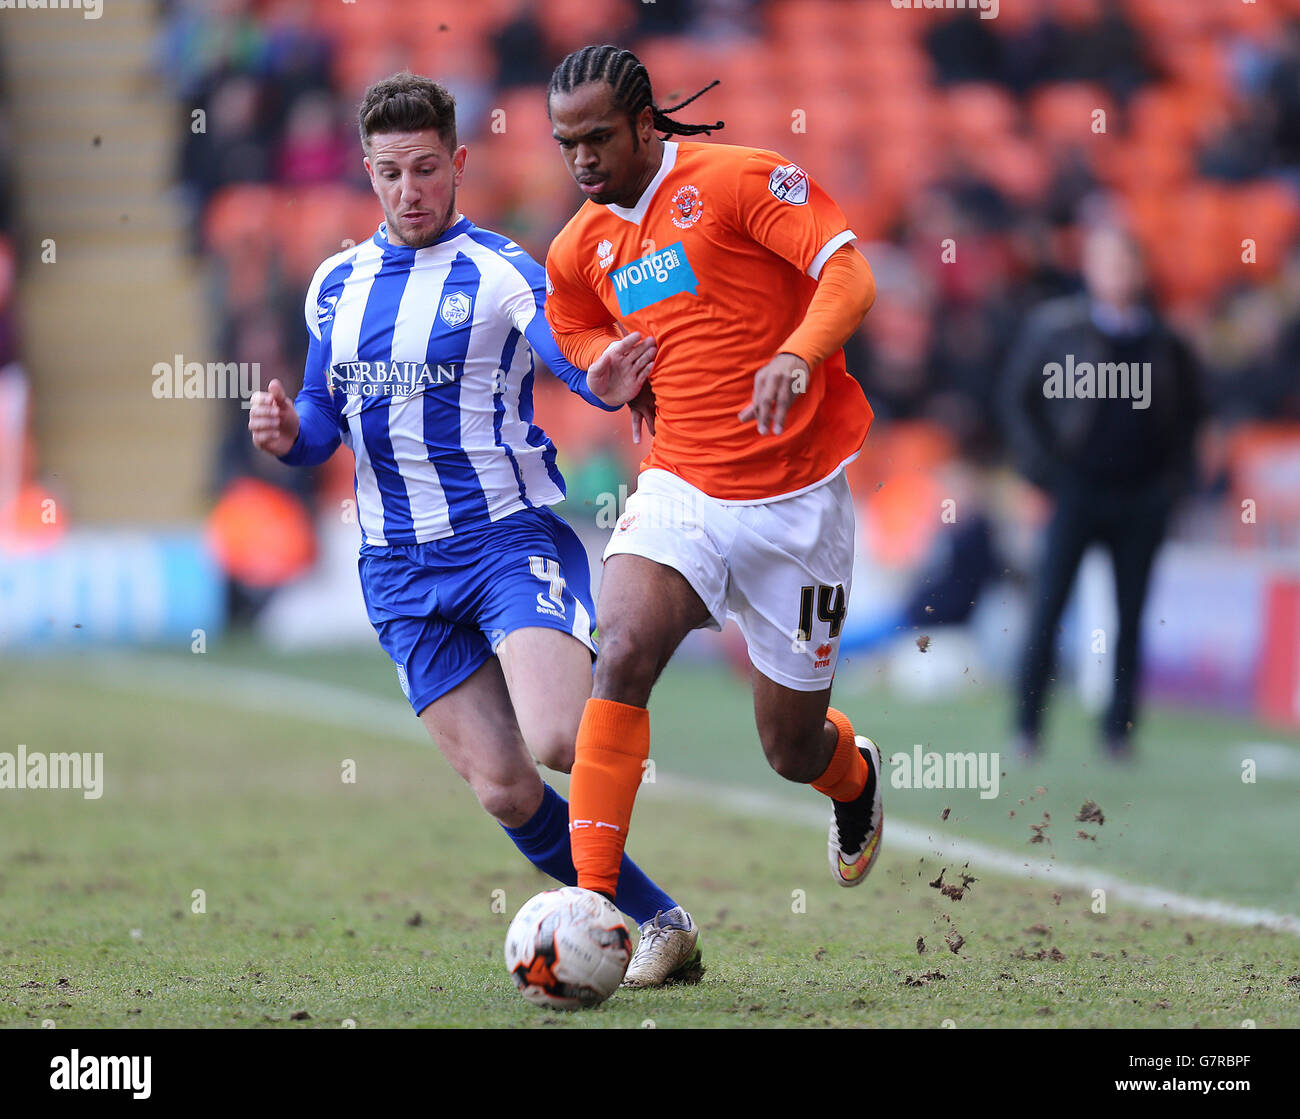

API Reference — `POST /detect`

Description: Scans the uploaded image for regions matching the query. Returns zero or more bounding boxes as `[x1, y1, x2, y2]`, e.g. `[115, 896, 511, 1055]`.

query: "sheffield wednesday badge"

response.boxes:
[440, 291, 473, 327]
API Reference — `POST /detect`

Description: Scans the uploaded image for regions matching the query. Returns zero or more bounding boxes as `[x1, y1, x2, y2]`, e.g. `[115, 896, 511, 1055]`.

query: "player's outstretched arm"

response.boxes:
[248, 379, 300, 458]
[587, 331, 656, 408]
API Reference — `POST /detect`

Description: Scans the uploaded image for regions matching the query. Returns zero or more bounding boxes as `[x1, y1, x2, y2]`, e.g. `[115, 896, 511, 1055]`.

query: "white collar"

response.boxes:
[605, 141, 679, 226]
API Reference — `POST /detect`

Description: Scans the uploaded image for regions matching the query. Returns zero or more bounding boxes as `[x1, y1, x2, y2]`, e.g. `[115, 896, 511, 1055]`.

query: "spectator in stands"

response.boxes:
[999, 220, 1204, 761]
[155, 0, 267, 102]
[275, 90, 349, 185]
[180, 73, 274, 212]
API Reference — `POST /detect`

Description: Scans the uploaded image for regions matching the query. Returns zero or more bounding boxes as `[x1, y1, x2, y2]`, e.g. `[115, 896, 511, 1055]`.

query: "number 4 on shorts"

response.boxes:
[796, 584, 846, 642]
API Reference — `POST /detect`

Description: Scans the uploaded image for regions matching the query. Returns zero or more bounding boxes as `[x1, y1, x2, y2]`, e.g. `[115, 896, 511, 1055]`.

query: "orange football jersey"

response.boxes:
[545, 140, 873, 501]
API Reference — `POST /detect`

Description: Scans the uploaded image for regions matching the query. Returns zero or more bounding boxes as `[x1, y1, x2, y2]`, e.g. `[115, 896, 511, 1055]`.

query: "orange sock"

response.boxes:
[811, 707, 870, 802]
[568, 698, 650, 897]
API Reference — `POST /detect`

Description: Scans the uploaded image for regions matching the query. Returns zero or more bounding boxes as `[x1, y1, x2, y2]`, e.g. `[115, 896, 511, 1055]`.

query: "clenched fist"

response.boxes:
[247, 378, 301, 457]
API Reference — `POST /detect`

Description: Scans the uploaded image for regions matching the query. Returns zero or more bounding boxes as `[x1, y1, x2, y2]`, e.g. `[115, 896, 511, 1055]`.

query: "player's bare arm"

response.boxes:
[247, 378, 300, 457]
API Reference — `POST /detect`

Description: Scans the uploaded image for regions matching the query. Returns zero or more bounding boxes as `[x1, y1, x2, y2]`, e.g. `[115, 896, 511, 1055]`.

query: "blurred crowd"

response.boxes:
[0, 50, 26, 542]
[153, 0, 1300, 555]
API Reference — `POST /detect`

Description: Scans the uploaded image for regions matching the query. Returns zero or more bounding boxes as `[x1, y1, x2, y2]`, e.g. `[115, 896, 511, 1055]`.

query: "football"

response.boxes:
[504, 887, 632, 1010]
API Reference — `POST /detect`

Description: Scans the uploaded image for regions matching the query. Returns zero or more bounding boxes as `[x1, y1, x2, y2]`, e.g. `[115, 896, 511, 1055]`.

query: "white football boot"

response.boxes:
[621, 907, 702, 988]
[828, 736, 883, 886]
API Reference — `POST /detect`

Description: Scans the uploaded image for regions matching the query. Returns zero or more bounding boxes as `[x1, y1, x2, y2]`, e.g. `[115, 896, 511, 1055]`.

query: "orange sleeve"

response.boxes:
[777, 244, 875, 368]
[732, 149, 857, 278]
[544, 241, 621, 370]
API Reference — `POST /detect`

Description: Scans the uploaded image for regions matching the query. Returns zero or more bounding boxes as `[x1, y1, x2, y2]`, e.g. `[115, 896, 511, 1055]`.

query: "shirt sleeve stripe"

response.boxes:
[808, 229, 857, 280]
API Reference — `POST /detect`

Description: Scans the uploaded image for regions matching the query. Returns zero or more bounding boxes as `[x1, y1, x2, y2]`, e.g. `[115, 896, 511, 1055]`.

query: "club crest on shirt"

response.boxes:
[596, 239, 615, 269]
[768, 163, 810, 206]
[671, 184, 703, 229]
[440, 291, 473, 327]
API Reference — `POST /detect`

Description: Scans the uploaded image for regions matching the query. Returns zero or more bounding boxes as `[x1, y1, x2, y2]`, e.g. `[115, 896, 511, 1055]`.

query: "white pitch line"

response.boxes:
[646, 776, 1300, 936]
[90, 655, 1300, 937]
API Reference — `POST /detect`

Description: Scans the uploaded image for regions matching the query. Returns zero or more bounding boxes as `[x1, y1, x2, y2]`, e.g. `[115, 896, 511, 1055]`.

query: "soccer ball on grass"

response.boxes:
[504, 887, 631, 1010]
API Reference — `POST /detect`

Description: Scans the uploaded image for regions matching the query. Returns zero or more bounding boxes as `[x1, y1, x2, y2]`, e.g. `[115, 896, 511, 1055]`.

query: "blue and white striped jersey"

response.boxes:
[281, 216, 615, 549]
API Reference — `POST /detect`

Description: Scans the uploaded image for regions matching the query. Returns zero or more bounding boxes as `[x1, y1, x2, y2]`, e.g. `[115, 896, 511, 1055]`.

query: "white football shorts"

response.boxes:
[602, 467, 856, 691]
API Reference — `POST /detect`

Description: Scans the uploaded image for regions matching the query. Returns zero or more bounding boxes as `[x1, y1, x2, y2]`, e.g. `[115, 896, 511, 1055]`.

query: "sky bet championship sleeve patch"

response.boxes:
[607, 241, 699, 316]
[768, 163, 810, 205]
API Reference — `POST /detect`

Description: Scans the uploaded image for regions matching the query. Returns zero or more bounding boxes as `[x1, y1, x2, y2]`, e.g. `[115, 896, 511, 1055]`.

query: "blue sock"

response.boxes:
[502, 783, 677, 926]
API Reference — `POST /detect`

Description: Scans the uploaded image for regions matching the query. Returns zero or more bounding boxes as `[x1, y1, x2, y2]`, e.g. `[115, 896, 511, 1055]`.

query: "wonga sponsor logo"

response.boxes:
[608, 241, 699, 316]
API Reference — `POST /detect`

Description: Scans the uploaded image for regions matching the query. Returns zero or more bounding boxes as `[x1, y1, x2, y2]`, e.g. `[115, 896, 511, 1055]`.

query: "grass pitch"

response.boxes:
[1, 639, 1298, 1028]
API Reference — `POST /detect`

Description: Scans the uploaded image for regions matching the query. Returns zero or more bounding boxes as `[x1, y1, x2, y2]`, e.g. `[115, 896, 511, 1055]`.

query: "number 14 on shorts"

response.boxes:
[794, 583, 846, 647]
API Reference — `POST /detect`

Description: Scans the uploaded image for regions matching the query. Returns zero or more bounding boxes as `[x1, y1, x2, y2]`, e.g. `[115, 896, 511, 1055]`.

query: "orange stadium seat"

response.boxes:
[1229, 182, 1300, 276]
[973, 135, 1050, 205]
[536, 0, 635, 56]
[335, 39, 421, 99]
[277, 184, 375, 280]
[203, 184, 280, 255]
[1029, 83, 1116, 151]
[1104, 130, 1195, 192]
[633, 38, 721, 111]
[766, 0, 857, 48]
[852, 2, 926, 46]
[941, 83, 1021, 154]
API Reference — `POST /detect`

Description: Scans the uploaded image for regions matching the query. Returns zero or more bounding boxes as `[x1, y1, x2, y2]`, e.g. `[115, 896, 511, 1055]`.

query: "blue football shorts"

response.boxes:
[358, 506, 597, 715]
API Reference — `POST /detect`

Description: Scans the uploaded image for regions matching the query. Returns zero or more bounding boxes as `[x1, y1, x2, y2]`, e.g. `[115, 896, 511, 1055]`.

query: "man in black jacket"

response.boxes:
[1000, 224, 1203, 760]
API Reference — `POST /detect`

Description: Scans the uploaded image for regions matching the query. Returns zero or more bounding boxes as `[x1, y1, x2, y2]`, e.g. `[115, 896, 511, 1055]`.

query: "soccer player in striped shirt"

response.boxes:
[543, 46, 884, 980]
[248, 72, 697, 986]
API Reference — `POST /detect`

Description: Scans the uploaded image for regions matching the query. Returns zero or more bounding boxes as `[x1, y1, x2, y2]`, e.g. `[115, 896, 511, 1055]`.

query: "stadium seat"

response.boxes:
[1029, 83, 1116, 152]
[203, 184, 280, 256]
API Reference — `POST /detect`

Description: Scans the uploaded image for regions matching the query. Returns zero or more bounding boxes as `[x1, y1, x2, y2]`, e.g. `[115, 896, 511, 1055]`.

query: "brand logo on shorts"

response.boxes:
[670, 184, 703, 229]
[439, 291, 473, 327]
[535, 592, 565, 618]
[396, 663, 411, 699]
[768, 163, 810, 205]
[597, 239, 615, 269]
[615, 512, 639, 534]
[529, 555, 566, 619]
[814, 642, 833, 669]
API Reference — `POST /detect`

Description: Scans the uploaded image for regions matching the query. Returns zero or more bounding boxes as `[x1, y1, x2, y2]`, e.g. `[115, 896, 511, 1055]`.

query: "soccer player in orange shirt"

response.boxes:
[543, 45, 883, 984]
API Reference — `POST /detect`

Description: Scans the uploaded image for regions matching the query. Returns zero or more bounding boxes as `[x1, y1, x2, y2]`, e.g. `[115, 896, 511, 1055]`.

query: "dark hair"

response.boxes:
[358, 72, 457, 153]
[547, 45, 723, 140]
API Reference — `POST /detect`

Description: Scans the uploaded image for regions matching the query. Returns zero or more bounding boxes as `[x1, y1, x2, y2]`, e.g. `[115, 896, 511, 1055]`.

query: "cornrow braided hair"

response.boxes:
[548, 44, 723, 139]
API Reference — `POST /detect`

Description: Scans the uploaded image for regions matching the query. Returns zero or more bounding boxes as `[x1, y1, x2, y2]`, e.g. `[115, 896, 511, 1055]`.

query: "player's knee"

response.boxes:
[472, 773, 543, 828]
[760, 727, 825, 784]
[591, 628, 659, 702]
[530, 729, 576, 774]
